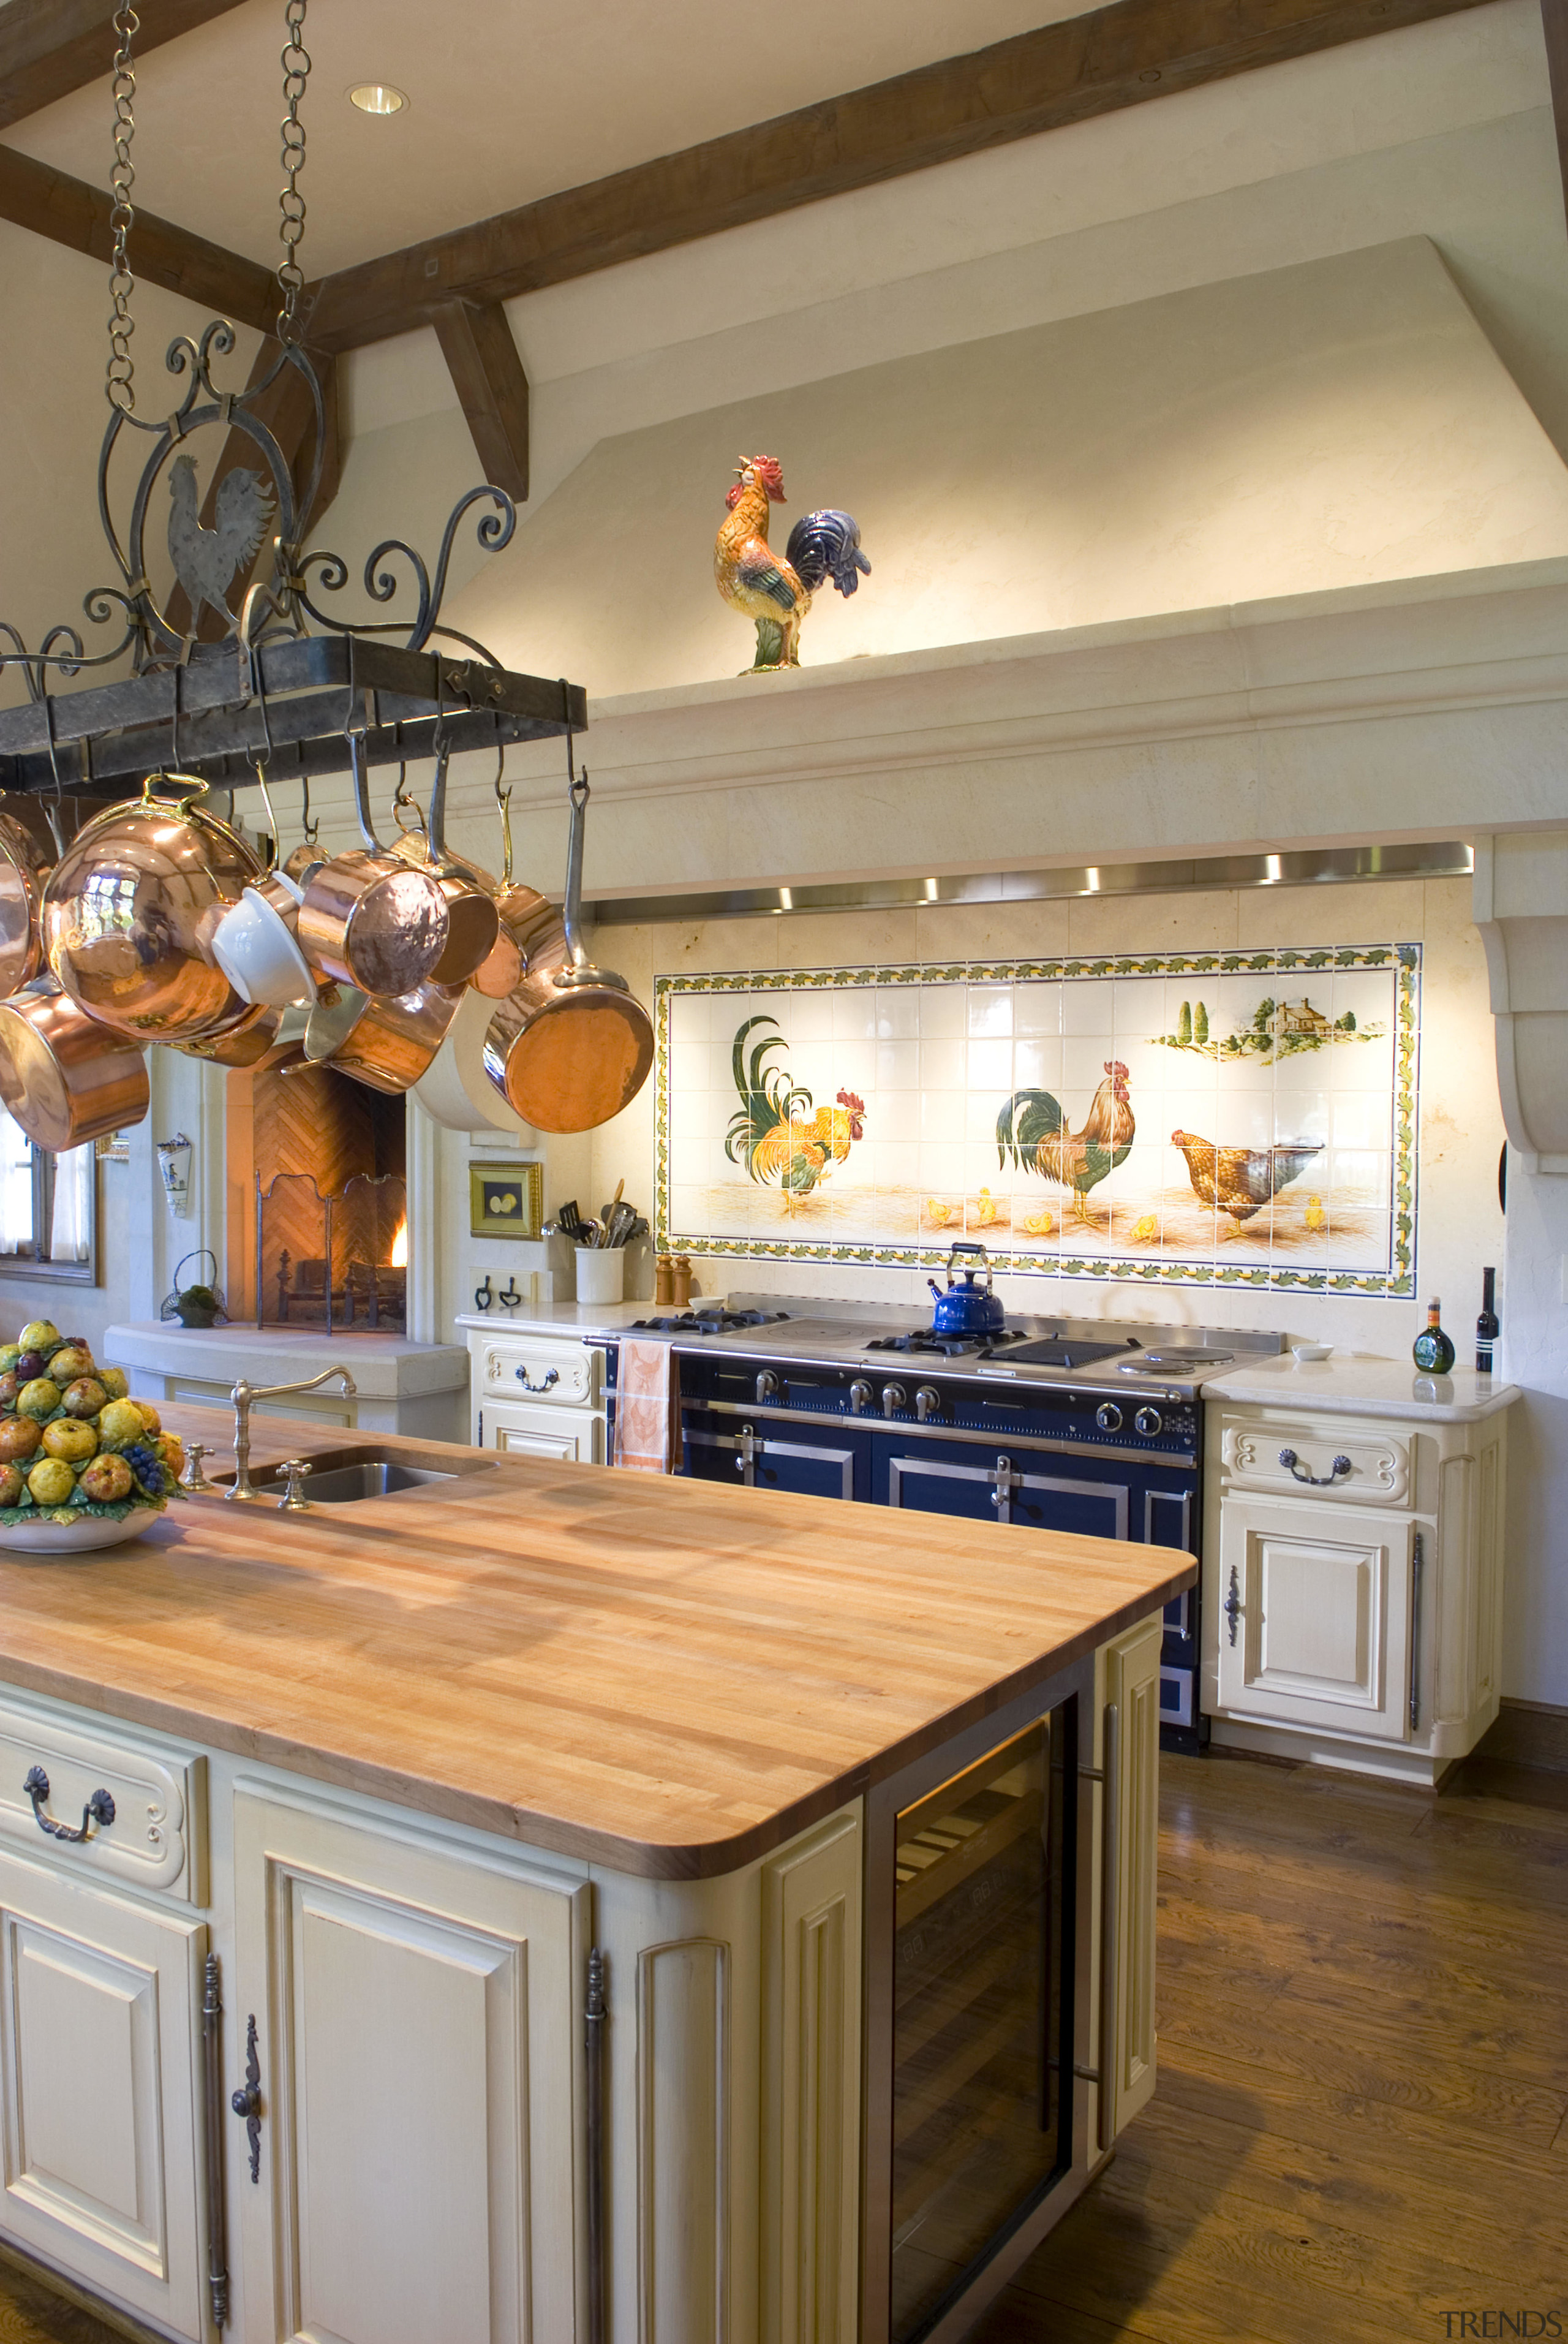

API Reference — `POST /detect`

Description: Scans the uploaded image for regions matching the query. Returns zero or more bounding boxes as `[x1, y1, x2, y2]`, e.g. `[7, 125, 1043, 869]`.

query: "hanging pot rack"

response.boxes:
[0, 1, 584, 809]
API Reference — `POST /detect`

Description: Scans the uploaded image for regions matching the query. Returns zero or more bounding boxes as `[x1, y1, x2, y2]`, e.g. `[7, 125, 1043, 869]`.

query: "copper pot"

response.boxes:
[299, 978, 462, 1095]
[390, 749, 500, 987]
[0, 977, 149, 1150]
[0, 799, 50, 996]
[41, 777, 262, 1043]
[296, 733, 450, 998]
[482, 777, 653, 1134]
[175, 997, 309, 1072]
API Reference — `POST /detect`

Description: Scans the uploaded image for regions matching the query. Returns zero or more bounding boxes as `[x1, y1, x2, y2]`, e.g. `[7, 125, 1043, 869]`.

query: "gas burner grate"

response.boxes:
[630, 1309, 792, 1334]
[865, 1329, 1025, 1358]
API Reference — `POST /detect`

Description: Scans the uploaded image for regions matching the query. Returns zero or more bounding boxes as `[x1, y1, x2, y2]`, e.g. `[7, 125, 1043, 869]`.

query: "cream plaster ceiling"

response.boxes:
[2, 0, 1094, 276]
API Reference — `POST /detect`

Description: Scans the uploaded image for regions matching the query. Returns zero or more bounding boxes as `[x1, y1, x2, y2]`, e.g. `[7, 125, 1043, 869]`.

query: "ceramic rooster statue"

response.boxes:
[715, 455, 870, 673]
[725, 1016, 866, 1201]
[1170, 1131, 1324, 1231]
[167, 454, 275, 635]
[997, 1062, 1136, 1225]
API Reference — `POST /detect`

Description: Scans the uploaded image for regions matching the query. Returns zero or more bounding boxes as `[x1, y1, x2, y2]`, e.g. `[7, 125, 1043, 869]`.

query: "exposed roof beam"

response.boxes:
[431, 301, 530, 500]
[304, 0, 1495, 353]
[0, 0, 252, 134]
[1542, 0, 1568, 235]
[0, 141, 277, 330]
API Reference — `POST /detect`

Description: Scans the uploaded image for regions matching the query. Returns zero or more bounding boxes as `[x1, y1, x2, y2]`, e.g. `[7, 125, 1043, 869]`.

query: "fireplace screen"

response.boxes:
[255, 1171, 408, 1334]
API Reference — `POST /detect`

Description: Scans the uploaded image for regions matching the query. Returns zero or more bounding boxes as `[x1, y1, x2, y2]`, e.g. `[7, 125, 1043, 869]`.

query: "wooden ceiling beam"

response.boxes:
[1542, 0, 1568, 236]
[431, 301, 530, 501]
[0, 0, 252, 134]
[0, 141, 277, 331]
[304, 0, 1495, 354]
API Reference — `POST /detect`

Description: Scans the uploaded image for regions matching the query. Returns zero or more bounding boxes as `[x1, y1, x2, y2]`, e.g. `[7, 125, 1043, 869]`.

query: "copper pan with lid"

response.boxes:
[0, 977, 149, 1151]
[296, 726, 450, 997]
[41, 774, 262, 1043]
[482, 773, 653, 1135]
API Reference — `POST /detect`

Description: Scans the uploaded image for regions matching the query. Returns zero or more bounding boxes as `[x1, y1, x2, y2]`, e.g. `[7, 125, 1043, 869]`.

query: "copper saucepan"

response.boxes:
[0, 977, 149, 1150]
[390, 749, 500, 988]
[482, 775, 654, 1134]
[296, 730, 450, 997]
[0, 798, 52, 996]
[41, 775, 262, 1043]
[467, 757, 527, 999]
[298, 978, 462, 1096]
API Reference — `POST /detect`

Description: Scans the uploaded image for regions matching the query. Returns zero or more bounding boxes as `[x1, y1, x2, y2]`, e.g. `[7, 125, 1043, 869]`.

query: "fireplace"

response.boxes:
[248, 1064, 410, 1336]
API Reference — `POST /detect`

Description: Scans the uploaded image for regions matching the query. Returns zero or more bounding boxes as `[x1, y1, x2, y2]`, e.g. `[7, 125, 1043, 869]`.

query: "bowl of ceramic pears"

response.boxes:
[0, 1320, 186, 1552]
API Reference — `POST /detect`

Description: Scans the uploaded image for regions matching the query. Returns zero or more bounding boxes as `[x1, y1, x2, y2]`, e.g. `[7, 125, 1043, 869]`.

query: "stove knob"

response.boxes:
[882, 1382, 907, 1420]
[1134, 1406, 1163, 1438]
[756, 1369, 780, 1404]
[914, 1385, 942, 1423]
[1095, 1402, 1123, 1434]
[849, 1380, 874, 1416]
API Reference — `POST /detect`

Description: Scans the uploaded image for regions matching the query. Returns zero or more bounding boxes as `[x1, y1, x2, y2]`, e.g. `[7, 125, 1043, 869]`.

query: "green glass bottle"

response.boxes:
[1412, 1296, 1455, 1374]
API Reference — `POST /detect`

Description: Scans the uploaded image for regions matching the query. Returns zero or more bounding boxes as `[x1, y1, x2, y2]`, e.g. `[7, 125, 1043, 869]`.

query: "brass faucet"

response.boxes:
[227, 1367, 358, 1502]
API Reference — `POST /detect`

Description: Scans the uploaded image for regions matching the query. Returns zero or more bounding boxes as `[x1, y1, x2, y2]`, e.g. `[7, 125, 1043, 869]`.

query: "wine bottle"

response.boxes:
[1476, 1267, 1499, 1377]
[1412, 1297, 1456, 1375]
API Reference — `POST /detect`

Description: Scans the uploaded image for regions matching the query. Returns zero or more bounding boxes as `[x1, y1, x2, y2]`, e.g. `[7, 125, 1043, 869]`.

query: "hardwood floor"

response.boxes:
[975, 1745, 1568, 2344]
[0, 1742, 1564, 2343]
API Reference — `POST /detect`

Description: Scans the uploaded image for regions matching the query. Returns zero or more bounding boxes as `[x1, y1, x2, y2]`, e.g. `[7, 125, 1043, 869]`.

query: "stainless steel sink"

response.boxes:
[257, 1461, 459, 1505]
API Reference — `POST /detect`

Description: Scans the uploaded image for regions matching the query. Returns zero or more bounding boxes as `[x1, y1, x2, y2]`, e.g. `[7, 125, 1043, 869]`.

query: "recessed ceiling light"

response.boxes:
[348, 83, 409, 116]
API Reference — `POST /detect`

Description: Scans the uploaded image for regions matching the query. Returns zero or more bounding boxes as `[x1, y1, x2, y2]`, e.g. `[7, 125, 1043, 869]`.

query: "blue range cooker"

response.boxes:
[611, 1301, 1283, 1754]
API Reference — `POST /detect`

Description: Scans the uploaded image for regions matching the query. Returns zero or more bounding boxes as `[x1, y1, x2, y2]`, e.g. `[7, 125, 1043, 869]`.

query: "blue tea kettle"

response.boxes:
[927, 1242, 1006, 1337]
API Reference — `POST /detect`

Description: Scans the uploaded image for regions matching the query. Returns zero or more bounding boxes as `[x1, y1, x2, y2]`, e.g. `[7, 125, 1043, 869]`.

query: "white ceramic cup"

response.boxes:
[211, 872, 315, 1010]
[575, 1247, 625, 1306]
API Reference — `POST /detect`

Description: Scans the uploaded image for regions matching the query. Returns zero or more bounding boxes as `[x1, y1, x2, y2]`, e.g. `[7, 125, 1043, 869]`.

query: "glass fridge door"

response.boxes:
[889, 1717, 1068, 2340]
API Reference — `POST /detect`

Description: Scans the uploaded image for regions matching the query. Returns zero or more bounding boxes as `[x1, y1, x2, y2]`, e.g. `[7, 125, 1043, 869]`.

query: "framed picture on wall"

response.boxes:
[469, 1161, 544, 1241]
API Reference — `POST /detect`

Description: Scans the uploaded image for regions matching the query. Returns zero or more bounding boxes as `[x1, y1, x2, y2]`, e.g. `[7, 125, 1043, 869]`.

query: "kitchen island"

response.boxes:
[0, 1406, 1189, 2344]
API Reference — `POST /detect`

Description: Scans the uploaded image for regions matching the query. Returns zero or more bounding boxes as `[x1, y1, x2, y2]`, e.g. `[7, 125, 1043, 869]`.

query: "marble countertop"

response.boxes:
[454, 1302, 695, 1343]
[107, 1323, 470, 1397]
[1205, 1352, 1520, 1423]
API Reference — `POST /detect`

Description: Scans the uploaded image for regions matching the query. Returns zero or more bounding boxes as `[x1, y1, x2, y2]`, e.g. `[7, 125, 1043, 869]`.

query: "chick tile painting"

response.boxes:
[655, 945, 1419, 1295]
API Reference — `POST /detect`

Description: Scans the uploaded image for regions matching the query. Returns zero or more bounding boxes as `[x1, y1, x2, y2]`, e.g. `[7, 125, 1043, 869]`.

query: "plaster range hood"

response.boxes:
[1474, 831, 1568, 1176]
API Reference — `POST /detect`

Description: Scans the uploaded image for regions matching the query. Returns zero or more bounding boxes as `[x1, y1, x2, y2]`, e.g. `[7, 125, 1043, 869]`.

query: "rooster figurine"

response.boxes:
[997, 1062, 1136, 1225]
[167, 454, 276, 635]
[715, 455, 870, 673]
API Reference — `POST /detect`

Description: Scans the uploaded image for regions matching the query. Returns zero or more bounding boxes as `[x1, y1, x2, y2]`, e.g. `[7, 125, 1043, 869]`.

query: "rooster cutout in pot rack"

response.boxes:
[0, 0, 660, 1158]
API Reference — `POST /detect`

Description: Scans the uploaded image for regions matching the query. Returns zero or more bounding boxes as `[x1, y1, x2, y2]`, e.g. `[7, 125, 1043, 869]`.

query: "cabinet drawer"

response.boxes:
[477, 1337, 599, 1409]
[0, 1691, 204, 1904]
[480, 1399, 605, 1464]
[1219, 1415, 1409, 1506]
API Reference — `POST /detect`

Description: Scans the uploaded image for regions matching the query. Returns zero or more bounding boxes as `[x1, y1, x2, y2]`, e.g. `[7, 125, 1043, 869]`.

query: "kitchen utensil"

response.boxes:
[299, 977, 462, 1096]
[0, 976, 149, 1150]
[390, 749, 500, 988]
[42, 774, 262, 1042]
[0, 798, 50, 996]
[409, 985, 528, 1132]
[481, 774, 654, 1133]
[175, 998, 309, 1073]
[211, 868, 315, 1009]
[296, 727, 450, 997]
[927, 1242, 1007, 1337]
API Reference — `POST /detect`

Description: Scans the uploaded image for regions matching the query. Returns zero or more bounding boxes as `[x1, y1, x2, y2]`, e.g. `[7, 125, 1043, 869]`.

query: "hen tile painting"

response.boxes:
[655, 946, 1420, 1295]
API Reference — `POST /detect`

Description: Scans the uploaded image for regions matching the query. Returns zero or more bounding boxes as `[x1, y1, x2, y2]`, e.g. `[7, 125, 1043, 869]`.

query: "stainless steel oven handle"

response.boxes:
[686, 1397, 1195, 1469]
[1098, 1699, 1120, 2154]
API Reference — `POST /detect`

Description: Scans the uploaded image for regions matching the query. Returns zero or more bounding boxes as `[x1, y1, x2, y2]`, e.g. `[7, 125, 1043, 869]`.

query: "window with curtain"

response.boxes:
[0, 1109, 96, 1283]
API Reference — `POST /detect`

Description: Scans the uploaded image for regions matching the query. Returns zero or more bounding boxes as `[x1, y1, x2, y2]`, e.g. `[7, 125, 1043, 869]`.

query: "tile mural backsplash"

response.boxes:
[655, 945, 1420, 1295]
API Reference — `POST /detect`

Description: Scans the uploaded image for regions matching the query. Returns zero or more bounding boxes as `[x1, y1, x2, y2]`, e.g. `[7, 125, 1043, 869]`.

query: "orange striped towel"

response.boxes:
[612, 1338, 683, 1474]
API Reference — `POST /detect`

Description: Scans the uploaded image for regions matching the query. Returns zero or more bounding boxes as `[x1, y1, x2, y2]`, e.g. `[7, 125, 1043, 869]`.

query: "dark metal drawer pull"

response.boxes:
[232, 2014, 262, 2183]
[516, 1365, 560, 1393]
[23, 1766, 115, 1843]
[1278, 1448, 1352, 1487]
[1223, 1566, 1242, 1647]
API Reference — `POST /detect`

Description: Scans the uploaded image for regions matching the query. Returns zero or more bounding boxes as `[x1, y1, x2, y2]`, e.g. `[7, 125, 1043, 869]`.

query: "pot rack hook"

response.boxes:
[300, 770, 317, 849]
[493, 738, 513, 887]
[391, 760, 425, 839]
[39, 694, 81, 855]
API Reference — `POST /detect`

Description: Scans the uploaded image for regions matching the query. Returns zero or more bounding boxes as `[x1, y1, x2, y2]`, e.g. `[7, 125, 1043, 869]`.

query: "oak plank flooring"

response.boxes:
[975, 1749, 1568, 2342]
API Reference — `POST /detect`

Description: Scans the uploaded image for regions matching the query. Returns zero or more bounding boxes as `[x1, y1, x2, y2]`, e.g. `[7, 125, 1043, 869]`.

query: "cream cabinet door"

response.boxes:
[0, 1848, 207, 2341]
[233, 1790, 590, 2344]
[1217, 1497, 1414, 1741]
[479, 1397, 605, 1464]
[1097, 1620, 1161, 2147]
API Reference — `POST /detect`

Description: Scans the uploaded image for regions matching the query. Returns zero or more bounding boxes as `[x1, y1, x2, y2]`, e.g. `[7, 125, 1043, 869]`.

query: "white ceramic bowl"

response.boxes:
[211, 875, 315, 1011]
[0, 1506, 164, 1554]
[1291, 1341, 1333, 1363]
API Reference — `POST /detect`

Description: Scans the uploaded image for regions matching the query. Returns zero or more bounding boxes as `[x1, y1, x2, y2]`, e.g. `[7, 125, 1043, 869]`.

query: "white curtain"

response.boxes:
[0, 1110, 29, 1257]
[50, 1144, 92, 1265]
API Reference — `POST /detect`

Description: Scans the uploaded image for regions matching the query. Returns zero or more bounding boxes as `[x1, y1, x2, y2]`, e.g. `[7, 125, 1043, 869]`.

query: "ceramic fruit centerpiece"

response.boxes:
[0, 1320, 185, 1552]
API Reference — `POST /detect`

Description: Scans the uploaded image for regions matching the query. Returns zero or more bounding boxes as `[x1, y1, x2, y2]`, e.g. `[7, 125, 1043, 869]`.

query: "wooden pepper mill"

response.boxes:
[671, 1255, 693, 1307]
[654, 1253, 676, 1306]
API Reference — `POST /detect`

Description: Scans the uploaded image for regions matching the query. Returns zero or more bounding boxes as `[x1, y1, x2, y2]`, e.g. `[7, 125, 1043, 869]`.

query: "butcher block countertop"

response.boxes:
[0, 1406, 1193, 1878]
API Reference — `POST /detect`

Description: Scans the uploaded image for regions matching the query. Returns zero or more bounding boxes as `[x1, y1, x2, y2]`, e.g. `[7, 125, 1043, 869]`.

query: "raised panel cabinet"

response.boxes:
[1098, 1620, 1160, 2146]
[0, 1848, 207, 2342]
[233, 1790, 590, 2344]
[480, 1397, 605, 1464]
[1217, 1497, 1414, 1742]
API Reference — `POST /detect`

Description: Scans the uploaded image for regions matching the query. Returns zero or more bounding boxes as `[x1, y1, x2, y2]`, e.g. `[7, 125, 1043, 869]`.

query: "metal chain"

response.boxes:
[276, 0, 311, 343]
[105, 3, 140, 412]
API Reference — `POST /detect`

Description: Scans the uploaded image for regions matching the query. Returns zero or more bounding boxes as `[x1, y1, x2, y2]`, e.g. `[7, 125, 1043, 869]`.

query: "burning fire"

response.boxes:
[390, 1216, 408, 1269]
